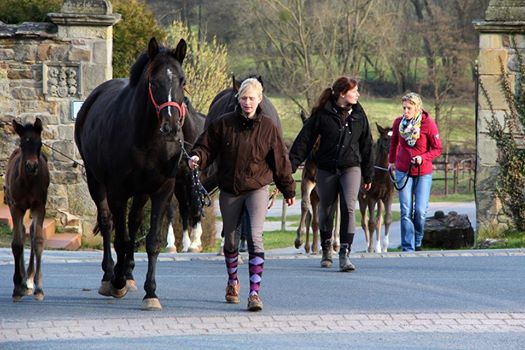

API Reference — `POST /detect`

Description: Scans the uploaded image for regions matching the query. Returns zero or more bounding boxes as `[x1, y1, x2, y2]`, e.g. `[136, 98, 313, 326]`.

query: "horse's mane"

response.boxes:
[129, 52, 150, 87]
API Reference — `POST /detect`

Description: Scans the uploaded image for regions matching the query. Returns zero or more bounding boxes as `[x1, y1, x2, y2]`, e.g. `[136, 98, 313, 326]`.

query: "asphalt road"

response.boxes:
[1, 248, 524, 349]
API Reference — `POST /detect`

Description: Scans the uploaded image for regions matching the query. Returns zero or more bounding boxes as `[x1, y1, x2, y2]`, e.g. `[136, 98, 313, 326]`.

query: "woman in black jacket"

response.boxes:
[289, 76, 373, 271]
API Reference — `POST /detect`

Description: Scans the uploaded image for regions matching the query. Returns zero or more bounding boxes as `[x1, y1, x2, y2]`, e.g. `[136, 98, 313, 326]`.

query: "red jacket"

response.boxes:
[388, 111, 442, 176]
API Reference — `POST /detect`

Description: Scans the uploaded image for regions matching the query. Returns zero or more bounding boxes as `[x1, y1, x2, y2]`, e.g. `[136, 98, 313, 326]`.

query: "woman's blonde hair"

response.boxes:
[401, 92, 423, 111]
[238, 78, 263, 101]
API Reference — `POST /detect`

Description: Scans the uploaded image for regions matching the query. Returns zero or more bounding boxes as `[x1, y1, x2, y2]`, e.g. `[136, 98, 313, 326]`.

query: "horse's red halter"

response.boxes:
[148, 82, 186, 126]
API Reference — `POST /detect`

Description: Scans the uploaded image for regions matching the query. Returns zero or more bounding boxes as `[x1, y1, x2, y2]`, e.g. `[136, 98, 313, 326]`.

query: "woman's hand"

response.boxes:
[285, 197, 295, 206]
[362, 183, 372, 191]
[411, 155, 422, 165]
[188, 155, 200, 169]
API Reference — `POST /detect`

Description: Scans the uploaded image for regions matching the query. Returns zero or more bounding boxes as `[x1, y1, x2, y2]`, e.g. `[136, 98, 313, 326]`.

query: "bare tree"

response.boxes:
[251, 0, 377, 112]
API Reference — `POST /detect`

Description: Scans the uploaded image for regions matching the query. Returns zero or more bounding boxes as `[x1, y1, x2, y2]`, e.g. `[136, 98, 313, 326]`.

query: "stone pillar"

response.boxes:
[48, 0, 121, 94]
[474, 0, 525, 233]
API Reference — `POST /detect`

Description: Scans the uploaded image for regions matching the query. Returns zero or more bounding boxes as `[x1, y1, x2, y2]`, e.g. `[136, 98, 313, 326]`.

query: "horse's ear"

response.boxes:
[174, 38, 187, 64]
[232, 75, 241, 92]
[376, 122, 384, 134]
[34, 118, 43, 133]
[12, 120, 24, 136]
[257, 75, 264, 89]
[148, 37, 160, 61]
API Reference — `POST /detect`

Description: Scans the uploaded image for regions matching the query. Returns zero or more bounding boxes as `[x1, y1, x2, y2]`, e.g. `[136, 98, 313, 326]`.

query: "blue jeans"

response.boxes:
[396, 171, 432, 252]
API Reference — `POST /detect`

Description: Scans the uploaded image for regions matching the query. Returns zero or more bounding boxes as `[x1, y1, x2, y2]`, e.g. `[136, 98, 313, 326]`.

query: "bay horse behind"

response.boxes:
[358, 123, 394, 253]
[5, 118, 50, 302]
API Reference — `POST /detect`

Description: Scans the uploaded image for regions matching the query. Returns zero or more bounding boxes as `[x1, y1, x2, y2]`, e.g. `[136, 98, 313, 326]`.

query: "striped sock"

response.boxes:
[249, 252, 264, 296]
[224, 251, 239, 285]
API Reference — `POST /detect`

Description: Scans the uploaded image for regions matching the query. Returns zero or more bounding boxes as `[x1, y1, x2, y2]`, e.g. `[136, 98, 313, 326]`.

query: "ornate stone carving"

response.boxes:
[43, 64, 80, 99]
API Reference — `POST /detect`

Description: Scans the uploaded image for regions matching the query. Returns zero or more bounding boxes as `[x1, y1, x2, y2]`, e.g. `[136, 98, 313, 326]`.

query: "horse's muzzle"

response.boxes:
[25, 161, 39, 175]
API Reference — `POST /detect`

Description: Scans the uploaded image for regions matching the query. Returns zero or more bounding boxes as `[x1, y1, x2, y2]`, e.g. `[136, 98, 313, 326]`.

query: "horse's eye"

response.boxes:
[180, 77, 185, 86]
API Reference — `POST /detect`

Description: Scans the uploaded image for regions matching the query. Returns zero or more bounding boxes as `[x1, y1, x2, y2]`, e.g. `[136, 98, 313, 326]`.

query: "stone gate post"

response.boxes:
[474, 0, 525, 233]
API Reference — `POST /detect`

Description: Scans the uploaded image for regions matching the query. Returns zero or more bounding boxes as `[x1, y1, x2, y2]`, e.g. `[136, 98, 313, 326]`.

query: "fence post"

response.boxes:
[444, 153, 449, 196]
[453, 161, 459, 194]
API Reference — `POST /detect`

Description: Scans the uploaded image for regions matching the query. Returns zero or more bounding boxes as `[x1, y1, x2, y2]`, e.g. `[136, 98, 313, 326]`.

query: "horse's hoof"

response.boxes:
[188, 246, 202, 253]
[24, 287, 33, 296]
[98, 281, 112, 297]
[294, 238, 302, 249]
[126, 279, 138, 292]
[141, 298, 162, 311]
[12, 295, 23, 303]
[111, 285, 128, 299]
[34, 292, 44, 301]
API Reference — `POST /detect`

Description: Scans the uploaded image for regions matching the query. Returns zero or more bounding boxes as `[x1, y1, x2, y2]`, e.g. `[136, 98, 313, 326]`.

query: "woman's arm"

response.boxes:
[288, 113, 320, 173]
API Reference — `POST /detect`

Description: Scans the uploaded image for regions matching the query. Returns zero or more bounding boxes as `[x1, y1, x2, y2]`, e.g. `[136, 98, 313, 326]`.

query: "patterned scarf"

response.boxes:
[399, 112, 422, 147]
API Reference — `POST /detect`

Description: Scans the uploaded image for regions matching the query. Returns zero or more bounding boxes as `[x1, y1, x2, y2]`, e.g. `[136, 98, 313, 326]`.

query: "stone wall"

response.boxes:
[0, 0, 119, 235]
[474, 0, 525, 233]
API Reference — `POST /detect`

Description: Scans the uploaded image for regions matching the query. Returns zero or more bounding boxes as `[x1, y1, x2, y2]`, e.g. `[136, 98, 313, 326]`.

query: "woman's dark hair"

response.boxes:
[311, 76, 358, 114]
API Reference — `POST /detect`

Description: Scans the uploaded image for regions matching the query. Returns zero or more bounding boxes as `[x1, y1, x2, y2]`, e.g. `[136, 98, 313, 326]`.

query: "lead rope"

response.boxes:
[388, 163, 420, 191]
[179, 140, 212, 217]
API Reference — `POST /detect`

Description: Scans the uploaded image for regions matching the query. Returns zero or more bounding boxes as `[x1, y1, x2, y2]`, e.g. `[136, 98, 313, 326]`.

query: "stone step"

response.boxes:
[45, 233, 82, 250]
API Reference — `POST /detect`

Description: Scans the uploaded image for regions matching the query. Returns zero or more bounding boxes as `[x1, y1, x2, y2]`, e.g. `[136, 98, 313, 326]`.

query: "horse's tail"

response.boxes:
[92, 213, 113, 236]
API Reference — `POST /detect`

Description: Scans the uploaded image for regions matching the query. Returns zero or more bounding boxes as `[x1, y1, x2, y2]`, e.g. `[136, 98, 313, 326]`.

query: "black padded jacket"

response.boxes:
[289, 99, 374, 183]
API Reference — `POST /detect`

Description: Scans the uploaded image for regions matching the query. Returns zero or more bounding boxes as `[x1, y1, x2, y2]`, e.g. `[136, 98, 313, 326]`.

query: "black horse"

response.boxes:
[169, 97, 208, 252]
[74, 37, 187, 310]
[205, 75, 283, 253]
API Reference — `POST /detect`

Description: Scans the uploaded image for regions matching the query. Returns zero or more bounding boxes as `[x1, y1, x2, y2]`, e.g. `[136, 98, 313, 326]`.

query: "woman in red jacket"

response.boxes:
[388, 92, 442, 252]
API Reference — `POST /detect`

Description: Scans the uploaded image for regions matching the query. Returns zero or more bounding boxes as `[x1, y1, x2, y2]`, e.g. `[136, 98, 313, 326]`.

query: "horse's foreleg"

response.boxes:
[188, 218, 203, 253]
[311, 198, 320, 255]
[143, 182, 174, 310]
[383, 196, 394, 252]
[304, 211, 311, 254]
[359, 197, 371, 252]
[127, 195, 148, 291]
[180, 204, 191, 252]
[26, 225, 35, 294]
[10, 208, 27, 302]
[30, 207, 45, 301]
[375, 201, 385, 253]
[333, 197, 341, 252]
[368, 202, 378, 253]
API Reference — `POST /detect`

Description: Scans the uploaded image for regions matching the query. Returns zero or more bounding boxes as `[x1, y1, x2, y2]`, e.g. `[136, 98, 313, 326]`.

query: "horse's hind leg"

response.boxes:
[108, 198, 129, 299]
[10, 208, 28, 301]
[127, 195, 149, 291]
[30, 206, 46, 301]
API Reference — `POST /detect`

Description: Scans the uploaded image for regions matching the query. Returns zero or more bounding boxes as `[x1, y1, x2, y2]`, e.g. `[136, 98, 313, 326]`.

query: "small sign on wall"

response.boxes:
[71, 100, 83, 120]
